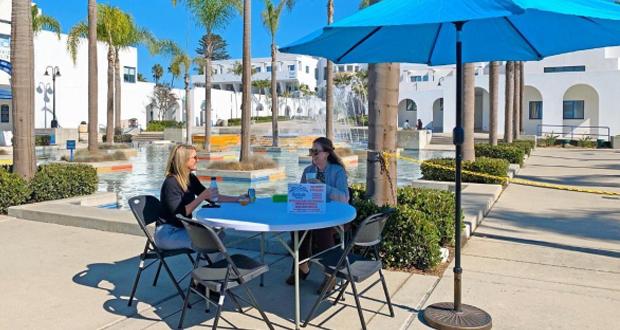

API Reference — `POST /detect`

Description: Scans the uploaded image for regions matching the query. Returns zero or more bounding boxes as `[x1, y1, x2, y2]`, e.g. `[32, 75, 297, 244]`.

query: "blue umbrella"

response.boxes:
[281, 1, 620, 329]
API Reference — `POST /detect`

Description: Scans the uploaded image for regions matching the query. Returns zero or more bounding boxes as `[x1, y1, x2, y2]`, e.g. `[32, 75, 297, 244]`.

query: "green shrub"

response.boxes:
[421, 157, 509, 184]
[35, 135, 51, 146]
[102, 134, 133, 143]
[503, 140, 535, 156]
[60, 149, 127, 162]
[575, 136, 597, 148]
[227, 116, 288, 126]
[0, 149, 8, 155]
[350, 184, 454, 270]
[538, 133, 559, 147]
[29, 163, 98, 203]
[146, 120, 184, 131]
[0, 168, 30, 214]
[475, 144, 524, 166]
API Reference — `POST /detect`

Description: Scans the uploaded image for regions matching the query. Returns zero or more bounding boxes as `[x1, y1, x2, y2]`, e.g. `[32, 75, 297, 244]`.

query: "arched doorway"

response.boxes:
[562, 84, 599, 139]
[397, 98, 417, 128]
[432, 98, 444, 132]
[474, 87, 490, 132]
[523, 85, 543, 135]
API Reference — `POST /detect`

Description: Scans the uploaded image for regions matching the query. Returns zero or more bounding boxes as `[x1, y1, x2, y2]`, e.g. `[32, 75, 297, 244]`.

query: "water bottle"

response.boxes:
[210, 177, 219, 202]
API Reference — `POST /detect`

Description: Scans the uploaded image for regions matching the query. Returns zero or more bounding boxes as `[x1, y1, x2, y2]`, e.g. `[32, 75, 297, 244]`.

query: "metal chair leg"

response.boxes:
[349, 278, 367, 330]
[229, 292, 245, 314]
[152, 261, 162, 286]
[241, 284, 275, 330]
[177, 281, 193, 330]
[378, 269, 394, 317]
[128, 258, 145, 306]
[303, 273, 336, 328]
[160, 258, 186, 301]
[333, 280, 349, 305]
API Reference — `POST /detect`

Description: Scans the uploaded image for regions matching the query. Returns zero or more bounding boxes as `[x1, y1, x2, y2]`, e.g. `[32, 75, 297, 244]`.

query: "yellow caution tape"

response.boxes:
[379, 152, 620, 197]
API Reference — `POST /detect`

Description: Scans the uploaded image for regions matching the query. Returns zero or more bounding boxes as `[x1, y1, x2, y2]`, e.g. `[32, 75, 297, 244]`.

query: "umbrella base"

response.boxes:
[423, 302, 492, 330]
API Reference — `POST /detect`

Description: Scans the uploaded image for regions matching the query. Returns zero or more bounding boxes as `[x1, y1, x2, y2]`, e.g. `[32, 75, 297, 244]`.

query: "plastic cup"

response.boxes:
[239, 196, 250, 206]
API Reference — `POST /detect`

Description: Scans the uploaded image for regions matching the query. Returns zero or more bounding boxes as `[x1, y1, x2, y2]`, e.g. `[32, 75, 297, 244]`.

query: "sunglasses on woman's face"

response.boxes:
[309, 148, 323, 156]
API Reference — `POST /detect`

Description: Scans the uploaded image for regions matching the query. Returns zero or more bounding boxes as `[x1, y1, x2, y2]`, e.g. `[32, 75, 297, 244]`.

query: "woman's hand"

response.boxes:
[199, 187, 218, 201]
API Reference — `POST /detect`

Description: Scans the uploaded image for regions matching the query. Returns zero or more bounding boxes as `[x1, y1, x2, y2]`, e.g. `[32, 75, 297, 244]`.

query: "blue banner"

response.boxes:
[0, 60, 10, 75]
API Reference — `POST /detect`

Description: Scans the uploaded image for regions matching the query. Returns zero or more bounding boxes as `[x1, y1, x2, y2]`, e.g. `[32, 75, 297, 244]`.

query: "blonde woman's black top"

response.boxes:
[159, 173, 205, 228]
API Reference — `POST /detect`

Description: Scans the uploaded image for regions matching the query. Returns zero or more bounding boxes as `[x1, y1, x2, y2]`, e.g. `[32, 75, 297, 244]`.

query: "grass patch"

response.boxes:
[61, 149, 128, 162]
[97, 143, 133, 150]
[207, 155, 277, 171]
[0, 149, 8, 155]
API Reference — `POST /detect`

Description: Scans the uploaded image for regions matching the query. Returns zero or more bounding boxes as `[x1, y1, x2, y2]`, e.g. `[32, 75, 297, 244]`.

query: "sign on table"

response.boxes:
[287, 183, 326, 214]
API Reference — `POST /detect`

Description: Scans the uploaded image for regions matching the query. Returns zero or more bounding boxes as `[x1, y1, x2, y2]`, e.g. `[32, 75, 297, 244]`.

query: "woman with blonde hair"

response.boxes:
[156, 144, 241, 250]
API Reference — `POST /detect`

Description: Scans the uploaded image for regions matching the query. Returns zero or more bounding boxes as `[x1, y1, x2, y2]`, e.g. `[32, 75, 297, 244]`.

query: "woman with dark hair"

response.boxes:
[286, 137, 349, 292]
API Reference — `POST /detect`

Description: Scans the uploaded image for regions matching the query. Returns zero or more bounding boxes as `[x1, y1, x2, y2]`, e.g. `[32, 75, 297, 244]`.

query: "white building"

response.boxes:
[397, 48, 620, 139]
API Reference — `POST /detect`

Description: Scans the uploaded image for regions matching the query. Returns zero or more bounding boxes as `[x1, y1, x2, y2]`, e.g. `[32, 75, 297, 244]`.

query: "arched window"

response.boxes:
[1, 104, 9, 123]
[405, 99, 417, 112]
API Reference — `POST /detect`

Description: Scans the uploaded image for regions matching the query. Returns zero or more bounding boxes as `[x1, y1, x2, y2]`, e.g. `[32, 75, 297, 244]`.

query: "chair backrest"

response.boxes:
[352, 208, 395, 247]
[128, 195, 162, 243]
[177, 215, 227, 255]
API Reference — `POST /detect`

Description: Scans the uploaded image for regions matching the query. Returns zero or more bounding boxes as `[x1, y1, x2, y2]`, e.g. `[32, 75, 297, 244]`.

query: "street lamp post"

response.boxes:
[44, 66, 61, 128]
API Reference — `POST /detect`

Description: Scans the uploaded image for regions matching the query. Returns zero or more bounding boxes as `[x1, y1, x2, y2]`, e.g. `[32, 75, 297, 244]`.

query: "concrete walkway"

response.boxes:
[411, 148, 620, 329]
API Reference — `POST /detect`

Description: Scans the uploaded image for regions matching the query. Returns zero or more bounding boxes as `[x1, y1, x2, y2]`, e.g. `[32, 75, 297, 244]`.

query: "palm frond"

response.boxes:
[66, 22, 89, 64]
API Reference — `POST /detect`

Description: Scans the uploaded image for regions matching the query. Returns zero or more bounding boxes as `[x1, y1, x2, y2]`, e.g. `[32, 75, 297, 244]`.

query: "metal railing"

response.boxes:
[537, 124, 610, 141]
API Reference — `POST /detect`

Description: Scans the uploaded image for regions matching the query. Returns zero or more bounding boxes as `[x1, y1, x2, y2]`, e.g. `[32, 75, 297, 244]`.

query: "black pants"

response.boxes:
[292, 228, 337, 264]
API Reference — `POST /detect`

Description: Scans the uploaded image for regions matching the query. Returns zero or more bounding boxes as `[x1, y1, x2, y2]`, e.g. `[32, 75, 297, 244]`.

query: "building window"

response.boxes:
[315, 68, 318, 80]
[0, 104, 9, 123]
[123, 66, 136, 83]
[563, 100, 585, 119]
[305, 66, 309, 74]
[288, 64, 295, 71]
[255, 67, 262, 73]
[338, 65, 345, 72]
[410, 75, 423, 82]
[354, 66, 360, 72]
[266, 66, 272, 72]
[529, 101, 543, 119]
[346, 65, 353, 72]
[323, 67, 327, 80]
[544, 65, 586, 73]
[404, 99, 417, 112]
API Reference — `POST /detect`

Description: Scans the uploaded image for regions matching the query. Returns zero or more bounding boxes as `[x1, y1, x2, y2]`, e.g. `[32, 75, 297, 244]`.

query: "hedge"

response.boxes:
[475, 144, 525, 166]
[102, 134, 133, 143]
[227, 116, 288, 126]
[501, 140, 535, 156]
[0, 168, 30, 214]
[350, 184, 456, 270]
[29, 163, 98, 203]
[146, 120, 184, 131]
[35, 135, 51, 146]
[421, 157, 509, 184]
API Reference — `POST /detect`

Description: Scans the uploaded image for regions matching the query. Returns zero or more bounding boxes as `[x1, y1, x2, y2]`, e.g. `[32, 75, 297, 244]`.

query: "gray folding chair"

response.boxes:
[303, 209, 396, 330]
[176, 215, 274, 330]
[127, 195, 195, 306]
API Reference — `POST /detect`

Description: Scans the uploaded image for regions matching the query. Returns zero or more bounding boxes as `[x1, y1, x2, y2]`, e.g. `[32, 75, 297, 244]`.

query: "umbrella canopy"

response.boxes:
[281, 0, 620, 65]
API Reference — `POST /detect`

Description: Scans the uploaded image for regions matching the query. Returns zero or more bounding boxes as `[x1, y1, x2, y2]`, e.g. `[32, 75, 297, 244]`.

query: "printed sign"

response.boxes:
[66, 140, 76, 150]
[287, 183, 326, 214]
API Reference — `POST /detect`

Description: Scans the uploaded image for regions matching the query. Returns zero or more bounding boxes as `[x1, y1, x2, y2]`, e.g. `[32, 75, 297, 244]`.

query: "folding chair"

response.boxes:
[303, 209, 396, 330]
[177, 215, 274, 330]
[127, 195, 195, 307]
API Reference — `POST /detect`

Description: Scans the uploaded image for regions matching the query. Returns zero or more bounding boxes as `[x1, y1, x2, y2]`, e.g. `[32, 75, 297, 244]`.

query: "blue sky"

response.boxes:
[35, 0, 363, 87]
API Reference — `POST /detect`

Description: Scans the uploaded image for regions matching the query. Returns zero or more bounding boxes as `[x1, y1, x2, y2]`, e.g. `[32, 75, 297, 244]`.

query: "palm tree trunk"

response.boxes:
[204, 37, 213, 152]
[489, 61, 499, 145]
[504, 61, 514, 143]
[185, 73, 191, 144]
[513, 61, 521, 140]
[519, 62, 525, 134]
[325, 0, 334, 141]
[271, 41, 279, 147]
[106, 47, 115, 144]
[87, 0, 98, 152]
[11, 0, 36, 179]
[240, 0, 252, 162]
[114, 48, 122, 136]
[366, 63, 399, 206]
[463, 63, 475, 161]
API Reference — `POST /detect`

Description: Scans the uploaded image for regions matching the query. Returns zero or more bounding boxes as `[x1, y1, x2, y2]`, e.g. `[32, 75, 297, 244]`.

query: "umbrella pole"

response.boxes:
[423, 21, 492, 330]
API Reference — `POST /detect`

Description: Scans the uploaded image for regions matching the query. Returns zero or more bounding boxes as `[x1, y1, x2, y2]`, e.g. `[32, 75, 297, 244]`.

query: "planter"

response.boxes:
[56, 160, 133, 174]
[196, 167, 286, 183]
[252, 146, 284, 153]
[196, 151, 238, 165]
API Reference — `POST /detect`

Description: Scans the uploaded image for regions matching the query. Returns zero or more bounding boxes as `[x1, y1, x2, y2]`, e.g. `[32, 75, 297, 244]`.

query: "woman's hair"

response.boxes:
[313, 137, 346, 170]
[165, 144, 196, 191]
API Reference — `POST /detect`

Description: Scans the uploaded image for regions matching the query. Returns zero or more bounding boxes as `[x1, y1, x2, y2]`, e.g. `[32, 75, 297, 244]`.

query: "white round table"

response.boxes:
[195, 197, 357, 329]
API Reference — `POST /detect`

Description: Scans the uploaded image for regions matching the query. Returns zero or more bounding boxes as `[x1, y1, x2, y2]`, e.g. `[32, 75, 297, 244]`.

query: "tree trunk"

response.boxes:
[489, 61, 499, 145]
[185, 73, 191, 144]
[11, 0, 36, 179]
[513, 61, 521, 140]
[271, 41, 279, 147]
[519, 61, 525, 135]
[463, 63, 475, 161]
[204, 37, 212, 152]
[114, 48, 122, 136]
[504, 61, 514, 143]
[366, 63, 399, 207]
[325, 0, 334, 141]
[87, 0, 98, 152]
[106, 47, 114, 144]
[239, 0, 252, 162]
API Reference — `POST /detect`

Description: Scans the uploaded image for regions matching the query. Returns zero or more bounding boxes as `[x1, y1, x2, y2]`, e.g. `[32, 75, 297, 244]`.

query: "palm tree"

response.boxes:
[519, 61, 525, 135]
[11, 0, 36, 179]
[152, 63, 164, 85]
[172, 0, 241, 152]
[252, 79, 271, 119]
[32, 4, 61, 39]
[87, 0, 98, 153]
[168, 64, 180, 87]
[463, 63, 475, 161]
[262, 0, 296, 148]
[325, 0, 335, 141]
[513, 61, 521, 140]
[195, 33, 230, 61]
[240, 0, 251, 161]
[504, 61, 514, 143]
[489, 61, 500, 145]
[351, 69, 368, 126]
